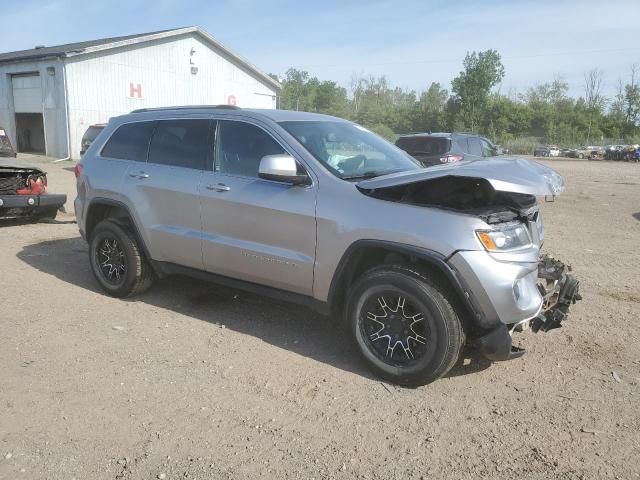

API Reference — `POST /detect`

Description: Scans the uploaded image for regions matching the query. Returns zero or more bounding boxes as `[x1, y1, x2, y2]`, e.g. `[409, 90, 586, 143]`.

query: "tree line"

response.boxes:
[270, 50, 640, 153]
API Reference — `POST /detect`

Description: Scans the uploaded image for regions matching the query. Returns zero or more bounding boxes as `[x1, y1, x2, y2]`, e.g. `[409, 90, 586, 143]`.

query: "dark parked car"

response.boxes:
[0, 126, 16, 158]
[80, 124, 106, 156]
[534, 146, 551, 157]
[395, 132, 498, 167]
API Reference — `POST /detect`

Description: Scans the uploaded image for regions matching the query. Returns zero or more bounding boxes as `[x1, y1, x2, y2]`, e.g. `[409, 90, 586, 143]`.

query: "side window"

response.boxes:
[480, 138, 497, 157]
[467, 137, 483, 157]
[102, 121, 155, 161]
[215, 121, 285, 178]
[148, 119, 211, 170]
[452, 138, 468, 154]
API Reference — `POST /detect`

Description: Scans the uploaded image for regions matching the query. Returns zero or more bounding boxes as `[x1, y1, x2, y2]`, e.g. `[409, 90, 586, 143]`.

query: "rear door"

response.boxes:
[199, 119, 317, 295]
[121, 118, 213, 270]
[465, 137, 484, 160]
[92, 120, 156, 229]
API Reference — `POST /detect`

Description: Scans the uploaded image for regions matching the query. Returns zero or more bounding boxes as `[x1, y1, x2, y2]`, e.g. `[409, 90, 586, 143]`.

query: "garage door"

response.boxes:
[12, 73, 43, 113]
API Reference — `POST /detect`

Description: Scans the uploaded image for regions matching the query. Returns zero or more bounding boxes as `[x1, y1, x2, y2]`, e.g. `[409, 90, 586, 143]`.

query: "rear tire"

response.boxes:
[346, 265, 465, 386]
[89, 219, 154, 298]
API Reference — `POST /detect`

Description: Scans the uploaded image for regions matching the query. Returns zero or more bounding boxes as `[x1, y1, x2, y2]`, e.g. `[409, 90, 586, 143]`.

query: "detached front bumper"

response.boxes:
[0, 193, 67, 219]
[449, 252, 580, 361]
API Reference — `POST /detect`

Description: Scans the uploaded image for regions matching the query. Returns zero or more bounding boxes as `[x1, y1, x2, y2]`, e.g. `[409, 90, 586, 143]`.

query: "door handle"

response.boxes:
[206, 183, 231, 192]
[129, 172, 149, 179]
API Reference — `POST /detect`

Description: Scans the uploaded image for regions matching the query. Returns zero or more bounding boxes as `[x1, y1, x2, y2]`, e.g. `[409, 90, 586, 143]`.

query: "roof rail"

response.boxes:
[452, 131, 478, 135]
[130, 105, 241, 113]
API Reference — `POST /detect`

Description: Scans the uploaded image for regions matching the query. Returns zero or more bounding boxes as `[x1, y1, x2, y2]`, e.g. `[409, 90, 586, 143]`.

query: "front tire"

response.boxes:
[89, 219, 154, 298]
[346, 265, 465, 386]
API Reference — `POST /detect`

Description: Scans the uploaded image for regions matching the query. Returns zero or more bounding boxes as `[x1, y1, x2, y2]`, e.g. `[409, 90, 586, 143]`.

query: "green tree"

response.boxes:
[279, 68, 311, 111]
[272, 53, 640, 146]
[416, 82, 448, 132]
[450, 50, 505, 131]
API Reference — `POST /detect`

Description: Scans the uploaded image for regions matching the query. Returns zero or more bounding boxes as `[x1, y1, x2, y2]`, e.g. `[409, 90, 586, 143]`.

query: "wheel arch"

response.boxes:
[326, 240, 485, 326]
[85, 198, 154, 265]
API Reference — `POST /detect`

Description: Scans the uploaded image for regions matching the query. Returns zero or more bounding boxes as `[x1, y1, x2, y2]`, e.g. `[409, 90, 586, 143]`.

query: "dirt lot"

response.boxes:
[1, 156, 639, 480]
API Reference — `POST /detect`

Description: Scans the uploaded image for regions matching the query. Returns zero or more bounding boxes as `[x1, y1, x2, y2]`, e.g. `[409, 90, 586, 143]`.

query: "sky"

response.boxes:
[2, 0, 639, 99]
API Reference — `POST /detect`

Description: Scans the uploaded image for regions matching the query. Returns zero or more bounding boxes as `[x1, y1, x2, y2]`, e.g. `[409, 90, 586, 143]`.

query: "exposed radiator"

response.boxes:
[0, 175, 24, 195]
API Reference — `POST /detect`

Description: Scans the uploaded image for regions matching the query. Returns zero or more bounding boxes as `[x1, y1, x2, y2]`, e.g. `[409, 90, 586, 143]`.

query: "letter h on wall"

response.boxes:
[129, 83, 142, 99]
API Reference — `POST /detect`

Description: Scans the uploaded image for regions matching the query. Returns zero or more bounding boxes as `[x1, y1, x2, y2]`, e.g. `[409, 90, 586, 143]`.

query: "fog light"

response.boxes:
[27, 198, 35, 206]
[0, 199, 3, 206]
[513, 281, 521, 301]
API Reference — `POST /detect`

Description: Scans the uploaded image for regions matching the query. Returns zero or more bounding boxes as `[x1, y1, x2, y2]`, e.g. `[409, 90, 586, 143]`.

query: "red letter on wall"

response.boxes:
[129, 83, 142, 98]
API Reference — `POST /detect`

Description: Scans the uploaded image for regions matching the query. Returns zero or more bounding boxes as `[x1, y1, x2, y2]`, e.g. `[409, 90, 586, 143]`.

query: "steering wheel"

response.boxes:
[338, 154, 367, 173]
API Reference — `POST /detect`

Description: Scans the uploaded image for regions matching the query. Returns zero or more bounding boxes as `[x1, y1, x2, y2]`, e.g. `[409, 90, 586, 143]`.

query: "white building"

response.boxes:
[0, 26, 280, 159]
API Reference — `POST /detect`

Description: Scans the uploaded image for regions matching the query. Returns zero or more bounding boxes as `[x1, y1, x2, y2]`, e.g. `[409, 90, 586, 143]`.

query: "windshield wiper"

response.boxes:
[341, 171, 382, 180]
[341, 168, 409, 180]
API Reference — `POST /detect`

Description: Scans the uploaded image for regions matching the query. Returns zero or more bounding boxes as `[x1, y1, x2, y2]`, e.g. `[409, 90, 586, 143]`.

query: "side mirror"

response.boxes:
[258, 154, 310, 185]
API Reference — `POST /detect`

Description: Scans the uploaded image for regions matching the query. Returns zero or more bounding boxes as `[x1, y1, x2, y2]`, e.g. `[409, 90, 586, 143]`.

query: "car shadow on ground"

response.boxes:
[633, 212, 640, 222]
[17, 236, 490, 385]
[0, 217, 77, 228]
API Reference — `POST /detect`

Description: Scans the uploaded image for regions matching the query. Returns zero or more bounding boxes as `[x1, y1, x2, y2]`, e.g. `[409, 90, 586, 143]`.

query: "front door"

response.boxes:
[200, 120, 316, 295]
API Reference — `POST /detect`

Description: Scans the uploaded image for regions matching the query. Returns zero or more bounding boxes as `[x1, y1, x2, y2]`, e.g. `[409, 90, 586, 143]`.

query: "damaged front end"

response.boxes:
[356, 158, 581, 362]
[0, 160, 66, 220]
[475, 255, 581, 361]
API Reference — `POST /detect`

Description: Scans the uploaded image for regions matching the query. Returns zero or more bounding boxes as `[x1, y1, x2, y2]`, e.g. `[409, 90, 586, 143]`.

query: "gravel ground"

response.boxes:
[1, 156, 639, 480]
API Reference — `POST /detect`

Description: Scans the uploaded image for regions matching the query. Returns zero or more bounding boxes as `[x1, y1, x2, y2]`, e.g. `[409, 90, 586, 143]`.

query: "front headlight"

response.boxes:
[476, 222, 532, 252]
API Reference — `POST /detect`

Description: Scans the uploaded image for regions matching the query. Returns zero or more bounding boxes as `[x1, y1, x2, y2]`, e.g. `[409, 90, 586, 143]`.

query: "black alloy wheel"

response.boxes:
[360, 290, 430, 367]
[95, 237, 127, 286]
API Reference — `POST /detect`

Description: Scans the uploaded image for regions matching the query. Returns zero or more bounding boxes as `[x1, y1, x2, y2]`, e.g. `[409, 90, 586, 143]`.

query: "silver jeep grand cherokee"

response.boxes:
[75, 106, 580, 386]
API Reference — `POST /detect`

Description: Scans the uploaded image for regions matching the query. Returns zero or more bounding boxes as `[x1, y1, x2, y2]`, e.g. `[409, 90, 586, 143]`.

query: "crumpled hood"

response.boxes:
[0, 158, 43, 172]
[357, 157, 565, 197]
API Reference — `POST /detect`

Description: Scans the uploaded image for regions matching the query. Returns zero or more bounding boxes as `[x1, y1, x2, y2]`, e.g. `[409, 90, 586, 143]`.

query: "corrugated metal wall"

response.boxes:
[65, 33, 278, 159]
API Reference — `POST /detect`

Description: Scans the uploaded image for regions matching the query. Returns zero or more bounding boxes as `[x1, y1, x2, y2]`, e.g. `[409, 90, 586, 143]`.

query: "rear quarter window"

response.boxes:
[101, 121, 156, 161]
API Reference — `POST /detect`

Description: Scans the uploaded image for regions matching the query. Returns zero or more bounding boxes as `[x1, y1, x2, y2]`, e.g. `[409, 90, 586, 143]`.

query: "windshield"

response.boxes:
[82, 126, 104, 143]
[279, 121, 419, 179]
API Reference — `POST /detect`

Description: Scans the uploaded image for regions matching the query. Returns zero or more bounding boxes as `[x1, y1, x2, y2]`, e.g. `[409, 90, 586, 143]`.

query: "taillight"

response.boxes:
[439, 154, 463, 163]
[74, 163, 83, 178]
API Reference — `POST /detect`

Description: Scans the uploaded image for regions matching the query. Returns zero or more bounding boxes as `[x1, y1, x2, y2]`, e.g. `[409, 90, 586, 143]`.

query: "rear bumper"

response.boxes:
[473, 255, 581, 361]
[0, 193, 66, 218]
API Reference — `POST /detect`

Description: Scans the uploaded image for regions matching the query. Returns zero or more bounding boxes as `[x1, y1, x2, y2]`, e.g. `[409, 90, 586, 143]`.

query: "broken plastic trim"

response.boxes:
[475, 324, 526, 361]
